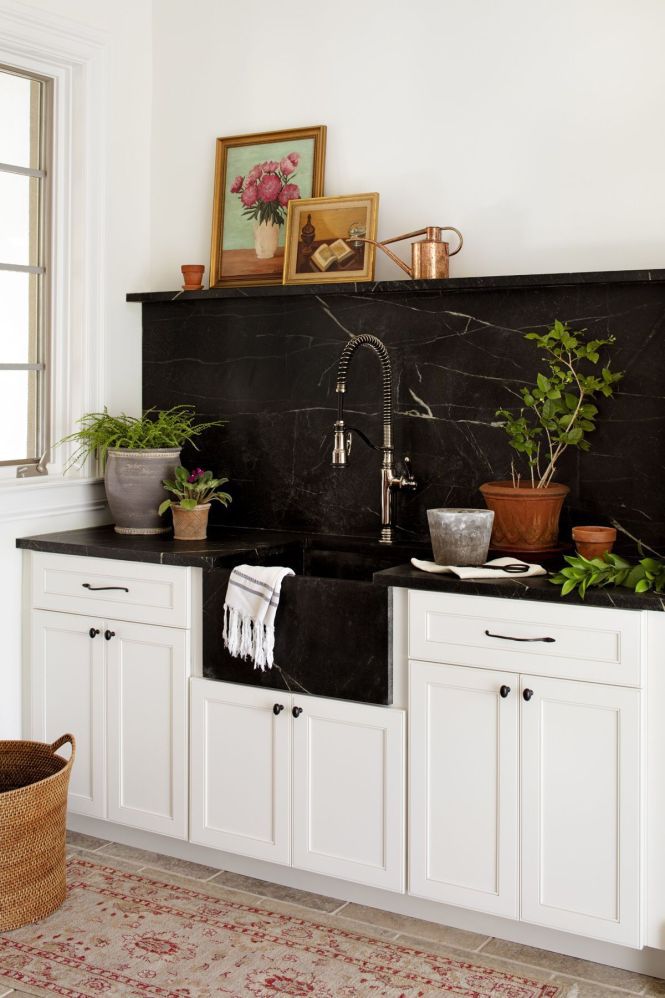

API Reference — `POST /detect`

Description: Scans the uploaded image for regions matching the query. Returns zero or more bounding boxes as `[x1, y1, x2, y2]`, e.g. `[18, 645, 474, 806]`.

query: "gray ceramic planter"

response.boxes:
[104, 448, 181, 534]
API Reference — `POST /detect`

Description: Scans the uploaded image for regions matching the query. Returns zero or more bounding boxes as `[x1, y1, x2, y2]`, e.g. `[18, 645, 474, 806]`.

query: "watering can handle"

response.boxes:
[441, 226, 464, 256]
[379, 226, 464, 256]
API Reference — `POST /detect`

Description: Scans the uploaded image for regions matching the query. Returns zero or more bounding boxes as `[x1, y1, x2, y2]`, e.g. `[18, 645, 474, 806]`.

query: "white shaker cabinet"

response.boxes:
[28, 552, 192, 840]
[521, 674, 641, 947]
[189, 680, 292, 865]
[31, 609, 106, 818]
[190, 678, 406, 892]
[407, 590, 644, 948]
[409, 660, 519, 917]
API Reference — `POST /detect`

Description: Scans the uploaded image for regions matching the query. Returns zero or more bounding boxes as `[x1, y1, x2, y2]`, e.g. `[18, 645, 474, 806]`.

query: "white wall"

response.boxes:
[150, 0, 665, 284]
[0, 0, 153, 738]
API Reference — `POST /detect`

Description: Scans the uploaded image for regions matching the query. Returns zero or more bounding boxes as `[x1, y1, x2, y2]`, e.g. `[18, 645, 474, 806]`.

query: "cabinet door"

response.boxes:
[190, 679, 291, 865]
[409, 660, 519, 917]
[292, 695, 405, 892]
[31, 609, 105, 818]
[106, 619, 189, 839]
[521, 675, 641, 946]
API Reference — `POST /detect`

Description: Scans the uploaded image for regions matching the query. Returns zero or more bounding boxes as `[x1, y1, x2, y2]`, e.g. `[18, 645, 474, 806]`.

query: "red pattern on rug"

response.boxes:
[0, 857, 561, 997]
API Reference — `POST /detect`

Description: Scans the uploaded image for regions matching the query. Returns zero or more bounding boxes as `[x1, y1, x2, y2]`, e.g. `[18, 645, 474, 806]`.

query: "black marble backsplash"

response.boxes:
[141, 275, 665, 553]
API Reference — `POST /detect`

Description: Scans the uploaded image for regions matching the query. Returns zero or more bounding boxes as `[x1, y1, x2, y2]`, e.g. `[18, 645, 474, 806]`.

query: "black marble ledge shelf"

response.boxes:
[126, 267, 665, 304]
[16, 526, 665, 612]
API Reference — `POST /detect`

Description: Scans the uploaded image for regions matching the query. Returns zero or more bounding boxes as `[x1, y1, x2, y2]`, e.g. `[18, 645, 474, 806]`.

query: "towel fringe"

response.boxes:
[223, 604, 276, 672]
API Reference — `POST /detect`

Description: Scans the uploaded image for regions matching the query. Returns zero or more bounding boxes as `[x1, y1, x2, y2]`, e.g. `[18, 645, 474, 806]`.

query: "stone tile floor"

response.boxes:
[1, 831, 662, 997]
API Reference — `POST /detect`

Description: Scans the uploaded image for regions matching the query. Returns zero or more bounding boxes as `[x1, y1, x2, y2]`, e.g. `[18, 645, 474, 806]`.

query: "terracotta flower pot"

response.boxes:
[572, 525, 617, 560]
[181, 264, 205, 290]
[172, 503, 210, 541]
[479, 480, 570, 552]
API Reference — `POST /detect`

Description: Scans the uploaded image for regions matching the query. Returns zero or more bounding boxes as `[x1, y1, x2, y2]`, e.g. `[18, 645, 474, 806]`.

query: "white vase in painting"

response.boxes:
[253, 220, 280, 259]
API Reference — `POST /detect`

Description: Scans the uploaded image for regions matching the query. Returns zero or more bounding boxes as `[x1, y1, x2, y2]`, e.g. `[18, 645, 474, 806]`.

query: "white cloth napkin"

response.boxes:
[411, 556, 547, 580]
[223, 564, 295, 671]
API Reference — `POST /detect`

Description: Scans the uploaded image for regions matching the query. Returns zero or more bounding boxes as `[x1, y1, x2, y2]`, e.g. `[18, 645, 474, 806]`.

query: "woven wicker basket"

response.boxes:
[0, 733, 75, 931]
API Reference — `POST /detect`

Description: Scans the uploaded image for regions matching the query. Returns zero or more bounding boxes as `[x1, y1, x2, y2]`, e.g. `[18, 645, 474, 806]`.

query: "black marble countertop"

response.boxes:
[372, 564, 665, 612]
[16, 526, 665, 612]
[126, 268, 665, 303]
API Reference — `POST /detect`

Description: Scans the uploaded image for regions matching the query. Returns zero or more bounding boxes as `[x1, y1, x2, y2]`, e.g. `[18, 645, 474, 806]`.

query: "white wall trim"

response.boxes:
[0, 476, 107, 523]
[0, 0, 108, 477]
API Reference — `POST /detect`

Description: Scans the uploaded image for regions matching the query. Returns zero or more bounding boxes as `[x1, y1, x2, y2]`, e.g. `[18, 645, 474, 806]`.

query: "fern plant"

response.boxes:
[59, 406, 225, 472]
[496, 321, 623, 487]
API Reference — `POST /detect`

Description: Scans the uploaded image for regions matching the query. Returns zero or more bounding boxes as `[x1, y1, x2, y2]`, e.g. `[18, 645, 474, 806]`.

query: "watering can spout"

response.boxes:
[359, 225, 463, 280]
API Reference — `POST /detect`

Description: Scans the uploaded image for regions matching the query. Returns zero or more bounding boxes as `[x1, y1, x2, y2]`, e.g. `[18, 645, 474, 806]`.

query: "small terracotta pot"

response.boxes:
[572, 525, 617, 560]
[172, 503, 210, 540]
[479, 480, 569, 552]
[181, 264, 205, 291]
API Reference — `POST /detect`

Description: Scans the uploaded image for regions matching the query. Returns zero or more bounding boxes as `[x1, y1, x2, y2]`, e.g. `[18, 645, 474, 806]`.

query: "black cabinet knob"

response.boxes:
[88, 627, 100, 639]
[104, 630, 116, 641]
[292, 706, 303, 718]
[499, 685, 511, 698]
[523, 688, 534, 702]
[273, 703, 284, 715]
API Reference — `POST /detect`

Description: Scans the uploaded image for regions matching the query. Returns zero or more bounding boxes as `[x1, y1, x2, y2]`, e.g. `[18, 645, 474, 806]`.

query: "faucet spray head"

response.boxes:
[332, 420, 349, 467]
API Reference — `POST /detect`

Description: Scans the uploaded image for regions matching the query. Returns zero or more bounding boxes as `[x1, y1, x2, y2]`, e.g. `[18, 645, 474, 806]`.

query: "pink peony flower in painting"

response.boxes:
[280, 156, 296, 176]
[240, 182, 259, 207]
[278, 183, 301, 206]
[257, 173, 282, 203]
[229, 150, 303, 234]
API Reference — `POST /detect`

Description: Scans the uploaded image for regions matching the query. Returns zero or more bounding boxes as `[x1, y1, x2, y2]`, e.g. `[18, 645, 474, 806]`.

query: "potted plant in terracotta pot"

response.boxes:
[480, 321, 623, 553]
[59, 406, 225, 535]
[159, 466, 232, 540]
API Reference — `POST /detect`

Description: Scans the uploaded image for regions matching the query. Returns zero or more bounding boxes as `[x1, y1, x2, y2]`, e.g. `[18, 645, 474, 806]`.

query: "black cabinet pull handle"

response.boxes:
[292, 706, 303, 718]
[88, 627, 100, 639]
[499, 685, 511, 698]
[82, 583, 129, 593]
[485, 629, 555, 644]
[273, 703, 284, 715]
[104, 630, 116, 641]
[523, 688, 534, 702]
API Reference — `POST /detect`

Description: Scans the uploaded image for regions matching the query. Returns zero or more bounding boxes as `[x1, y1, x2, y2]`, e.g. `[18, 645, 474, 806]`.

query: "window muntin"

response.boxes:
[0, 65, 50, 469]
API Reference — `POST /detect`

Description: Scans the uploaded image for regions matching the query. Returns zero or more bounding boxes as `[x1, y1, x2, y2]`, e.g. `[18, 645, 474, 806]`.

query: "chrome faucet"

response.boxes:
[332, 334, 417, 544]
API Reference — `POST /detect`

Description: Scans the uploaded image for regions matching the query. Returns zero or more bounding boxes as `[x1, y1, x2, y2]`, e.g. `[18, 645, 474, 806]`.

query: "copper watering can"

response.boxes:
[358, 226, 463, 280]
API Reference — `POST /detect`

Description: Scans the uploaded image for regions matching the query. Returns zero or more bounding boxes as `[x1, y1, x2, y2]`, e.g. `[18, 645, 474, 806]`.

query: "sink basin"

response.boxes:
[201, 539, 429, 705]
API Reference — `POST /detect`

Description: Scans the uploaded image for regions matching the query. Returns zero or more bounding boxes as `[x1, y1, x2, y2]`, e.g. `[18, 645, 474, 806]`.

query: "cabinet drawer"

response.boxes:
[408, 591, 643, 686]
[31, 553, 190, 628]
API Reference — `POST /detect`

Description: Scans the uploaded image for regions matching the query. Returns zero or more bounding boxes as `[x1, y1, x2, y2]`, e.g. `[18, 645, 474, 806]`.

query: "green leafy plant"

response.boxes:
[59, 406, 225, 472]
[496, 321, 624, 487]
[551, 552, 665, 599]
[158, 466, 231, 515]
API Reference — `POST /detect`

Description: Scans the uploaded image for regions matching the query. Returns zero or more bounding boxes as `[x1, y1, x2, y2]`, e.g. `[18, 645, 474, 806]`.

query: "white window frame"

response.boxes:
[0, 0, 107, 493]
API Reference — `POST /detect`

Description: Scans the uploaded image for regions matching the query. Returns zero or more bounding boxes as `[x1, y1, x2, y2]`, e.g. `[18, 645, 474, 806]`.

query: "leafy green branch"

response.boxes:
[550, 552, 665, 599]
[496, 320, 624, 488]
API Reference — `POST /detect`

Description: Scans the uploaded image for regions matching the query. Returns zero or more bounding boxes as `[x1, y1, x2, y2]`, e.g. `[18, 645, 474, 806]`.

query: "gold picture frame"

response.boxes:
[282, 193, 379, 285]
[210, 125, 326, 288]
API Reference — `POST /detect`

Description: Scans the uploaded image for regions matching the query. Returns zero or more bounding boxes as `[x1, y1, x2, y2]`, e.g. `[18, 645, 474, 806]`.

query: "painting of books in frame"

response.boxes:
[210, 125, 327, 288]
[282, 193, 379, 285]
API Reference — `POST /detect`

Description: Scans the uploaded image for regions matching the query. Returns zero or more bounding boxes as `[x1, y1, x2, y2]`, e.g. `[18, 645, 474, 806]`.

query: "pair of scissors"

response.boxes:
[481, 562, 530, 574]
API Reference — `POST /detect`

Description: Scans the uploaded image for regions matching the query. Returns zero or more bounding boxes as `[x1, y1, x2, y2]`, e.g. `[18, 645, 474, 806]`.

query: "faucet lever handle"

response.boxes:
[402, 455, 417, 490]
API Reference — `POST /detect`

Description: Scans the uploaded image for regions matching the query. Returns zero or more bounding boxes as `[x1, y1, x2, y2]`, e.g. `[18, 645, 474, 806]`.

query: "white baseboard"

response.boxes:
[68, 813, 665, 981]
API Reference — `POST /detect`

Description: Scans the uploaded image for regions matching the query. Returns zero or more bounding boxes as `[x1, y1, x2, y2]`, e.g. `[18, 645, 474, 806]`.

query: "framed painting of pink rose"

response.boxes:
[210, 126, 326, 287]
[282, 193, 379, 285]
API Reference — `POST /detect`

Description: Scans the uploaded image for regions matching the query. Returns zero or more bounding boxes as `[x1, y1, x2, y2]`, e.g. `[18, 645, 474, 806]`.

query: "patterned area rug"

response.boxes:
[0, 857, 562, 997]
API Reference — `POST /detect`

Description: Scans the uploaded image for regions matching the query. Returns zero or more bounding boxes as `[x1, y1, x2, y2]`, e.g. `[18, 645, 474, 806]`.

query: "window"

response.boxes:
[0, 65, 51, 474]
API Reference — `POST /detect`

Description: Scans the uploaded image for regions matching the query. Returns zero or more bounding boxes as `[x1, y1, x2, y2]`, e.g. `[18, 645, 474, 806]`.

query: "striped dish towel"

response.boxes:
[222, 564, 295, 671]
